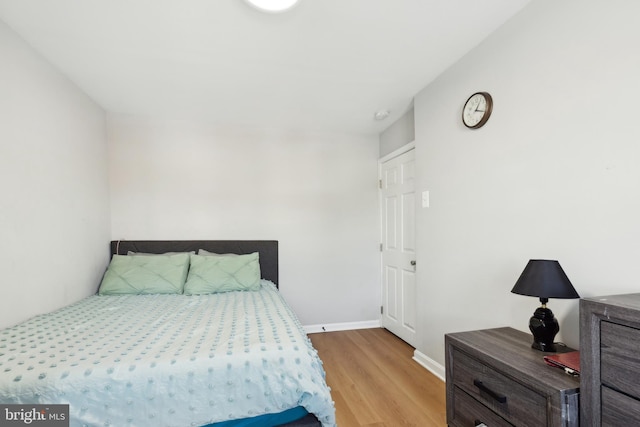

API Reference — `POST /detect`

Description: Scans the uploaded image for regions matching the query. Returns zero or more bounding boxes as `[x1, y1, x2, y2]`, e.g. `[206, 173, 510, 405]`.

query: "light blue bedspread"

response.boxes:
[0, 281, 336, 427]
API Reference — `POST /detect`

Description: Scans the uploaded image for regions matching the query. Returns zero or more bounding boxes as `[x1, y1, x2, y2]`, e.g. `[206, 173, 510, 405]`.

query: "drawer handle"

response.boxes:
[473, 379, 507, 404]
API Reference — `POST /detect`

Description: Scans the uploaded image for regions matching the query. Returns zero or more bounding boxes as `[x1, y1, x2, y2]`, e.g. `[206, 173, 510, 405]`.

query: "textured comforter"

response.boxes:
[0, 281, 336, 427]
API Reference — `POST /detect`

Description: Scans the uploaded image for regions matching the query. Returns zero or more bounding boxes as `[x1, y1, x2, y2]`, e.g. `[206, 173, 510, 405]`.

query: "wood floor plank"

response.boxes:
[309, 328, 446, 427]
[351, 329, 446, 423]
[313, 331, 383, 425]
[350, 329, 445, 425]
[331, 390, 363, 427]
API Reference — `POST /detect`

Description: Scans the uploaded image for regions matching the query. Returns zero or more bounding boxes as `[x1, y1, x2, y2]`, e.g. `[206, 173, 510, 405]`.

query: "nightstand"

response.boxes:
[445, 327, 579, 427]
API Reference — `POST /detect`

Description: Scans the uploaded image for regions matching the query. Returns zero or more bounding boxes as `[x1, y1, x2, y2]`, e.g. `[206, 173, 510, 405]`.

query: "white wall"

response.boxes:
[379, 107, 415, 158]
[107, 115, 381, 326]
[413, 0, 640, 366]
[0, 20, 110, 328]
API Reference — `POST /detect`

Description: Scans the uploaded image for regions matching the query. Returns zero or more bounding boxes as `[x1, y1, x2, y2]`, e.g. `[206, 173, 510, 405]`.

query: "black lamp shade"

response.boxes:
[511, 260, 579, 301]
[511, 259, 579, 352]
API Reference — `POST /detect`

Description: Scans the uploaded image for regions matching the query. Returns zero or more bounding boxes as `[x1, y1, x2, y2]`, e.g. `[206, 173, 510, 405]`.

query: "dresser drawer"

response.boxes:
[451, 385, 514, 427]
[602, 385, 640, 426]
[451, 348, 547, 427]
[601, 321, 640, 398]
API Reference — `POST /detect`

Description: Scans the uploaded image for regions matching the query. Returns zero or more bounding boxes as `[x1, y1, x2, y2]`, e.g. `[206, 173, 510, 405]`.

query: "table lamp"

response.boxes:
[511, 259, 579, 352]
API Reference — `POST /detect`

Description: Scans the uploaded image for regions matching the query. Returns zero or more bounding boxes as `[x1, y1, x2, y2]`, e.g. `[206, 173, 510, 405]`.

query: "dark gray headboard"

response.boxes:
[110, 240, 279, 287]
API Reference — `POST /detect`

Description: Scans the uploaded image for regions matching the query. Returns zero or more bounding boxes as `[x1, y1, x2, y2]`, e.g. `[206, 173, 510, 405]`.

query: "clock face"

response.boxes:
[462, 92, 493, 129]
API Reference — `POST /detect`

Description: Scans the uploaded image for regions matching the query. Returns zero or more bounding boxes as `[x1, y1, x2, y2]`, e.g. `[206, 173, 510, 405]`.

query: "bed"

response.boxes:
[0, 240, 335, 427]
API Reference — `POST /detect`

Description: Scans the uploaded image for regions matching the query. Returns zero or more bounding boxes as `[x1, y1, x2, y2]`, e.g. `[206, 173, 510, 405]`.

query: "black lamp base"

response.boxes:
[529, 306, 559, 352]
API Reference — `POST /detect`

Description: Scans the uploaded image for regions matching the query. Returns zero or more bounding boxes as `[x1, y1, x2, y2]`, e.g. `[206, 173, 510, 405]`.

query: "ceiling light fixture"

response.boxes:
[244, 0, 300, 13]
[373, 110, 391, 121]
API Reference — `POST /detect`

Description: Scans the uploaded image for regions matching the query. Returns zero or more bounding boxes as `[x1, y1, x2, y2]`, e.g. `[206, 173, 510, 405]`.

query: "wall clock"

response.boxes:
[462, 92, 493, 129]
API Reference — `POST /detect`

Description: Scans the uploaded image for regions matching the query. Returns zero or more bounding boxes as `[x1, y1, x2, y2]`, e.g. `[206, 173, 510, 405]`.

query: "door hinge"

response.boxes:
[379, 243, 383, 252]
[379, 179, 382, 189]
[381, 305, 384, 315]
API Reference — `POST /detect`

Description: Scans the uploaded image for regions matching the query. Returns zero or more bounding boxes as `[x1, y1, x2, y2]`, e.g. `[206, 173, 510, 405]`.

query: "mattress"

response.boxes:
[0, 281, 335, 427]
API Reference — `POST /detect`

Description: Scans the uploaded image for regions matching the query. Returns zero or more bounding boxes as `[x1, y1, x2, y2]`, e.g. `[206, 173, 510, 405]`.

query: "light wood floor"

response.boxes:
[308, 328, 446, 427]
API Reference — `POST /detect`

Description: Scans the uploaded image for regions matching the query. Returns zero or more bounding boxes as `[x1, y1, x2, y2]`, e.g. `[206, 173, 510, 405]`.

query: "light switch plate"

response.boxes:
[422, 190, 430, 208]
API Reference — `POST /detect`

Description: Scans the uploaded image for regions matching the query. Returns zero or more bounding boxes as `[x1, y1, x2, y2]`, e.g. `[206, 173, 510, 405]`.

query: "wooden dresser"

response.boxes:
[445, 327, 579, 427]
[581, 293, 640, 425]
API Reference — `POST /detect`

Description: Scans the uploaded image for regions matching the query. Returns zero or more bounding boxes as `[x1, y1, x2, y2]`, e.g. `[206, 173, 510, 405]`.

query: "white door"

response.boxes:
[380, 147, 416, 346]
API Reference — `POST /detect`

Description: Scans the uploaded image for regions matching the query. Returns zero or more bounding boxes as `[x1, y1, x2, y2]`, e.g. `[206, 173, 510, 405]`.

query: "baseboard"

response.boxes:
[304, 319, 381, 334]
[413, 349, 446, 382]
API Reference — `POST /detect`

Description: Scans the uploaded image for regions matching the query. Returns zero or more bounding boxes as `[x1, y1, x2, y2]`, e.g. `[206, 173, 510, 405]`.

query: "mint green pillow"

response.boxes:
[184, 252, 261, 295]
[98, 253, 190, 295]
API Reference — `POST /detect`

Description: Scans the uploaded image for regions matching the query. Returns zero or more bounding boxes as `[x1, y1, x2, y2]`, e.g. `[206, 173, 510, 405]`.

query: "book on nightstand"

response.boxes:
[543, 350, 580, 376]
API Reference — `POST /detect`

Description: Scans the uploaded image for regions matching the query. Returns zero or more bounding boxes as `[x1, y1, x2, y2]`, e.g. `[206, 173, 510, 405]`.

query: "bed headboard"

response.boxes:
[110, 240, 279, 287]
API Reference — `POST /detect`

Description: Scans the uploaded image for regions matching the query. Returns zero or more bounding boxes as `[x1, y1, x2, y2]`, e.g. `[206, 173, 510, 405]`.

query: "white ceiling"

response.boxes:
[0, 0, 531, 135]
